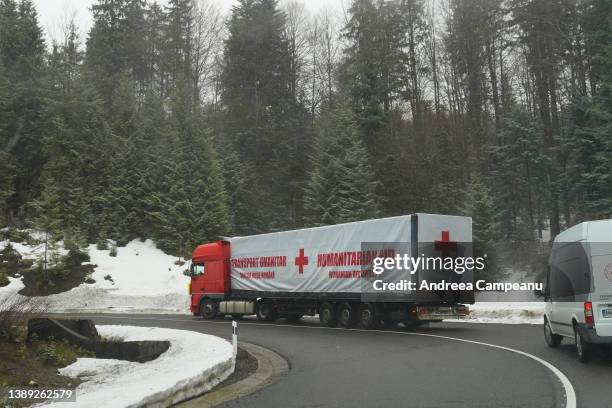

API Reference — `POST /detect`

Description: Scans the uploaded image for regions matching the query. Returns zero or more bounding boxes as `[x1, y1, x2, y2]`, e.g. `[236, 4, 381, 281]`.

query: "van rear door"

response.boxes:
[588, 221, 612, 337]
[591, 251, 612, 336]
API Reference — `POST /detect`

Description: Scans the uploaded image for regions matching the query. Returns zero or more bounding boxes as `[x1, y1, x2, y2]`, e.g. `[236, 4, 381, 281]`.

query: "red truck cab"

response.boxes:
[189, 241, 230, 315]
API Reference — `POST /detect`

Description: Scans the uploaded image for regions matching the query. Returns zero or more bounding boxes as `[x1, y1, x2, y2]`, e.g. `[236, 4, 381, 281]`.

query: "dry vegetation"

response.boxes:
[0, 296, 88, 407]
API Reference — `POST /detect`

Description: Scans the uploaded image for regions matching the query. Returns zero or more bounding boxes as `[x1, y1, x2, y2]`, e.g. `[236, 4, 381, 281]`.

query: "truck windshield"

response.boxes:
[191, 263, 205, 276]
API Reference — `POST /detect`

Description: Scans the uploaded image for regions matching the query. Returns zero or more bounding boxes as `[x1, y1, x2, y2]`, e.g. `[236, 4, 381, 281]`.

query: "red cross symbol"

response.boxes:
[295, 248, 309, 274]
[435, 230, 458, 258]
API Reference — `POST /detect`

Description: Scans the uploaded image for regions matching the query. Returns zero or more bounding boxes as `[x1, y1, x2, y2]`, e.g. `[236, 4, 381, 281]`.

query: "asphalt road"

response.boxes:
[58, 314, 612, 408]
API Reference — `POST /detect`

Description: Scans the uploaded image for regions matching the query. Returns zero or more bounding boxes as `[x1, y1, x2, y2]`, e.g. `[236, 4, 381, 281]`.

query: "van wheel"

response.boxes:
[319, 302, 337, 327]
[200, 300, 217, 320]
[256, 302, 277, 322]
[358, 303, 377, 329]
[574, 326, 590, 363]
[544, 319, 562, 347]
[337, 303, 356, 328]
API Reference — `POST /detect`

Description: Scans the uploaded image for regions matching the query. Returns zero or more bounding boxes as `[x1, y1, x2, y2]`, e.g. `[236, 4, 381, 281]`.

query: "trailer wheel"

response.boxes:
[200, 299, 218, 320]
[319, 302, 337, 327]
[256, 302, 277, 322]
[358, 303, 377, 329]
[337, 302, 356, 328]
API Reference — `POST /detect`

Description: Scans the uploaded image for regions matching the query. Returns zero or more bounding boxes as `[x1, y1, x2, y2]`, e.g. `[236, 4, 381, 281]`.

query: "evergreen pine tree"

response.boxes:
[462, 179, 503, 281]
[29, 183, 61, 274]
[221, 0, 311, 230]
[564, 0, 612, 220]
[462, 179, 502, 244]
[1, 0, 47, 214]
[0, 60, 16, 226]
[304, 103, 380, 226]
[41, 24, 113, 240]
[489, 109, 548, 240]
[149, 112, 230, 257]
[219, 145, 263, 235]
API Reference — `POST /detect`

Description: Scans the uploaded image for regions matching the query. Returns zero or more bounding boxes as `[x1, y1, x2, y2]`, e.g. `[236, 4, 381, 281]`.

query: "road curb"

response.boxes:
[174, 342, 289, 408]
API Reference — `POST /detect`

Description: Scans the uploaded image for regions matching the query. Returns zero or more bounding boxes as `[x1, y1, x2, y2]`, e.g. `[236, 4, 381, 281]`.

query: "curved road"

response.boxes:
[60, 314, 612, 408]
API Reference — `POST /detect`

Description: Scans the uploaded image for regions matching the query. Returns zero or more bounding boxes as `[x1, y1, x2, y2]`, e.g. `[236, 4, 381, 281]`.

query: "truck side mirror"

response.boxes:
[183, 260, 193, 276]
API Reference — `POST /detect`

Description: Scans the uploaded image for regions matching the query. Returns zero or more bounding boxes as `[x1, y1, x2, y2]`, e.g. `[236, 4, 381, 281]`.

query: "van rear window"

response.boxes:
[550, 242, 590, 300]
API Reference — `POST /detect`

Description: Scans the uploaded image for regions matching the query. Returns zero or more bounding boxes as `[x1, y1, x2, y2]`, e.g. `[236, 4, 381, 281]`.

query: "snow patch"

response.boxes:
[87, 240, 188, 296]
[0, 238, 191, 314]
[452, 302, 544, 324]
[39, 325, 234, 408]
[0, 276, 25, 296]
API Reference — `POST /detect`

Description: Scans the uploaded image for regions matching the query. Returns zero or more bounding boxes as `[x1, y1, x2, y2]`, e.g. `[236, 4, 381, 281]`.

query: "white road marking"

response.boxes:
[64, 314, 577, 408]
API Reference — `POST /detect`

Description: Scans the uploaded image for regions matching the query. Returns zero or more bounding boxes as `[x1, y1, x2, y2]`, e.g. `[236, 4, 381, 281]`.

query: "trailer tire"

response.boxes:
[358, 303, 377, 329]
[319, 302, 337, 327]
[337, 302, 357, 328]
[256, 302, 277, 322]
[200, 299, 218, 320]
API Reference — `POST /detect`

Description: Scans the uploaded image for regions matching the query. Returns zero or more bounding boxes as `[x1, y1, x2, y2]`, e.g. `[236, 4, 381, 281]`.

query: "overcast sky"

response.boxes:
[33, 0, 340, 44]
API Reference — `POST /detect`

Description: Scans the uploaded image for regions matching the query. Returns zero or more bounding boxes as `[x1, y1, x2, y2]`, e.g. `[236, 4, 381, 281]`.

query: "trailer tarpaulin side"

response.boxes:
[229, 214, 472, 298]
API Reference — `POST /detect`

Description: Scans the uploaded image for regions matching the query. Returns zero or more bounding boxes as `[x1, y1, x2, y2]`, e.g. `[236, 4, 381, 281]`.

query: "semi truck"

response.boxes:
[187, 213, 474, 329]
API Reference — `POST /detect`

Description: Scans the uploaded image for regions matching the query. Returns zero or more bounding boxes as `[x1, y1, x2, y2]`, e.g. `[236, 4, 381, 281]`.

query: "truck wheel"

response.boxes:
[544, 319, 562, 347]
[574, 325, 590, 363]
[319, 302, 337, 327]
[200, 300, 217, 320]
[256, 302, 277, 322]
[337, 302, 356, 328]
[358, 303, 377, 329]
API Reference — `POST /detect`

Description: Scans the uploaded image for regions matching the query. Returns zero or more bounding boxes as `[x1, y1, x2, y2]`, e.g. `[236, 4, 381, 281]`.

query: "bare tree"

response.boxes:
[311, 7, 341, 111]
[191, 0, 225, 105]
[282, 0, 310, 101]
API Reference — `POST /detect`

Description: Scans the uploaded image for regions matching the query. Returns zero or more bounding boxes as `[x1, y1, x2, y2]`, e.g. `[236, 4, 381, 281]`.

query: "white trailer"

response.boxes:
[190, 213, 473, 328]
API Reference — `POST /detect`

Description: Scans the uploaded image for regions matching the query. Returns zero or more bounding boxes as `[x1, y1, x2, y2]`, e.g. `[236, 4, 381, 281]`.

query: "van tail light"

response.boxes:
[584, 301, 594, 325]
[188, 281, 192, 295]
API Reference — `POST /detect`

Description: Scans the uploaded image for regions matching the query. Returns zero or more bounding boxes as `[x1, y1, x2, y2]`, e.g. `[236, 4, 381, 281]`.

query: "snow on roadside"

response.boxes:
[0, 276, 25, 297]
[452, 302, 544, 325]
[39, 325, 235, 408]
[0, 238, 191, 314]
[86, 240, 188, 296]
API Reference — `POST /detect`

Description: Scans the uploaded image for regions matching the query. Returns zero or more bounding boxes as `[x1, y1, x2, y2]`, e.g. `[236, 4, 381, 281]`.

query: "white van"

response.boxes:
[543, 219, 612, 362]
